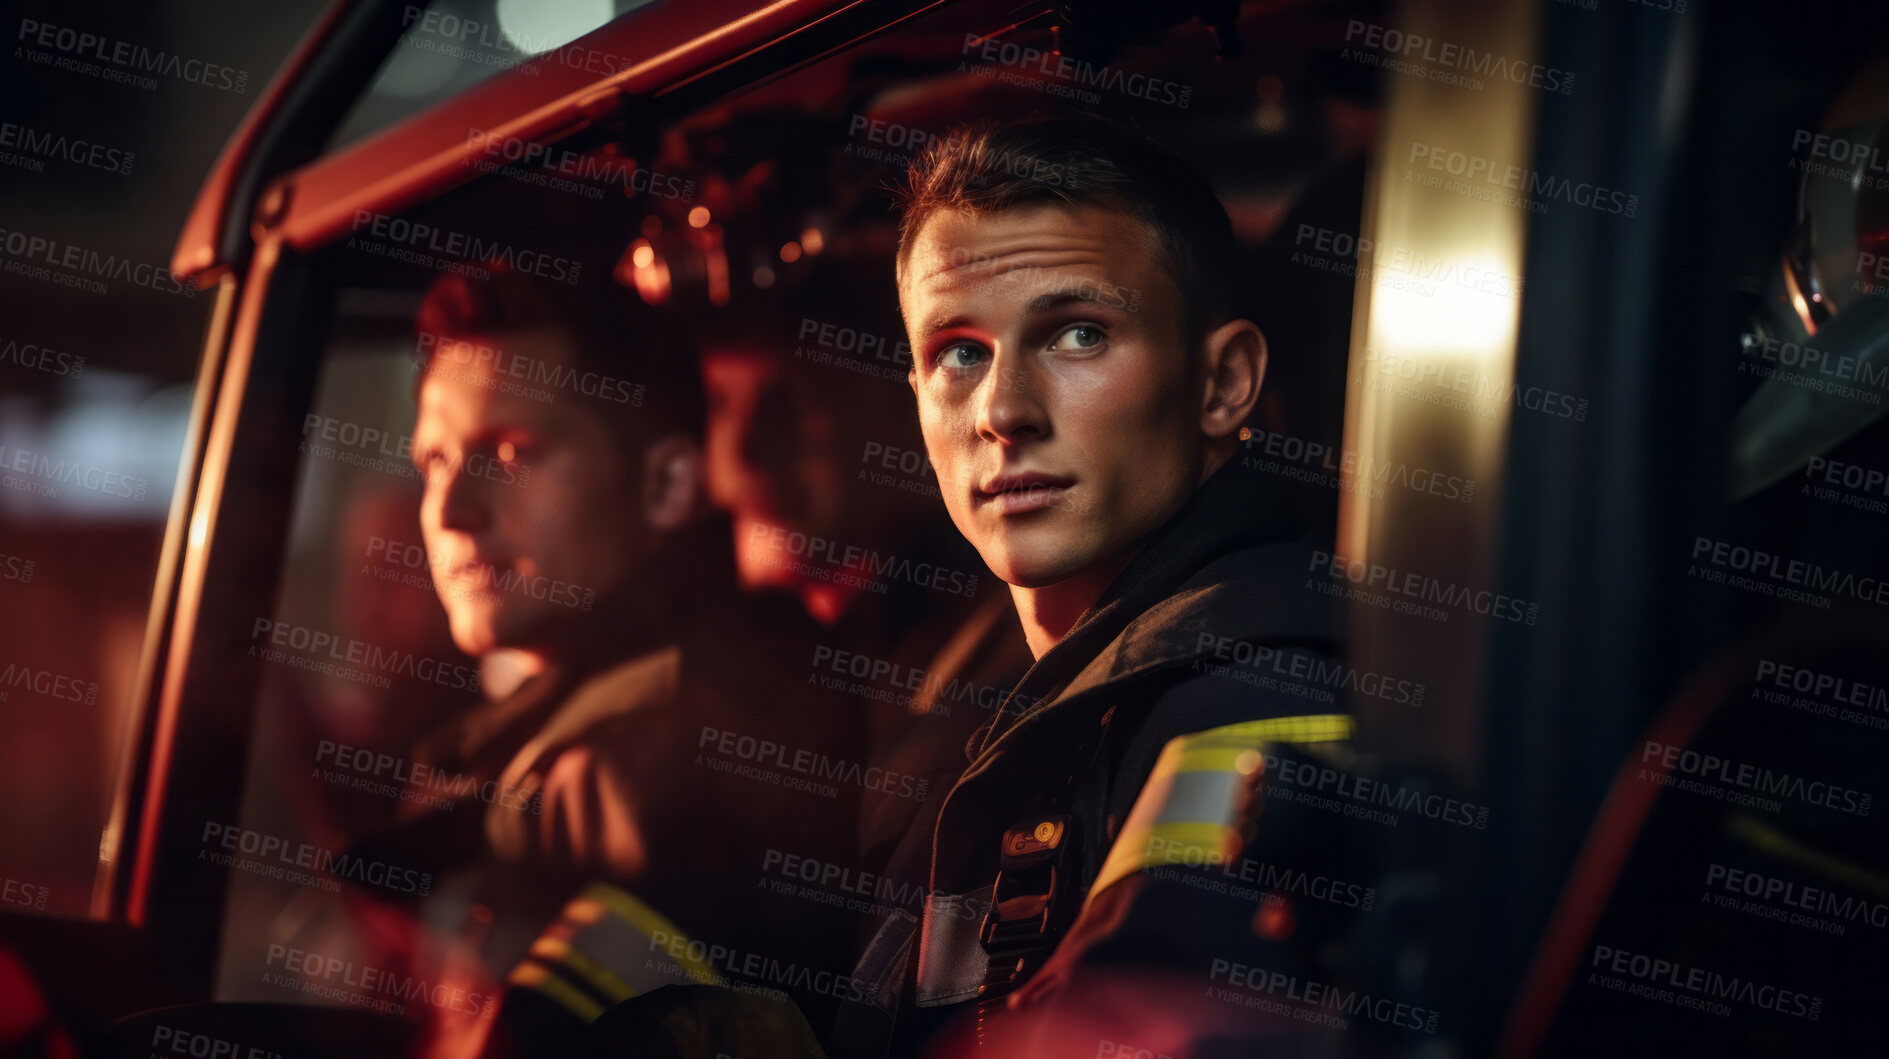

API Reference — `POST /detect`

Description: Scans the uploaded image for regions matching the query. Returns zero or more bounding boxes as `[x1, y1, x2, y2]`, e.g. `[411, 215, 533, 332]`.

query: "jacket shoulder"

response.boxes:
[1065, 535, 1340, 699]
[538, 647, 685, 749]
[1107, 642, 1346, 822]
[484, 648, 688, 873]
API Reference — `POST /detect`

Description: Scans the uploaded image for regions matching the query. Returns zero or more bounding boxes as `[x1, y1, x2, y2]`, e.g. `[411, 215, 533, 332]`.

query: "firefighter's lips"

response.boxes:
[973, 474, 1074, 515]
[445, 555, 536, 584]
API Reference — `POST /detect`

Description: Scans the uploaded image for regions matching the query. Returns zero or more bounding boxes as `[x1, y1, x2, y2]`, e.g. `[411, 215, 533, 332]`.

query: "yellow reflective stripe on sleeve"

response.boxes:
[1137, 821, 1234, 861]
[1184, 713, 1353, 748]
[507, 959, 609, 1022]
[1174, 743, 1257, 776]
[1087, 714, 1353, 903]
[573, 881, 723, 986]
[504, 881, 726, 1025]
[529, 934, 636, 1006]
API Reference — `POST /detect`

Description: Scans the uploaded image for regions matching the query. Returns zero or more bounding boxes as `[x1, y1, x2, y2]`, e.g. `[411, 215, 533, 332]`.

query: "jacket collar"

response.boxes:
[972, 458, 1331, 759]
[923, 459, 1340, 921]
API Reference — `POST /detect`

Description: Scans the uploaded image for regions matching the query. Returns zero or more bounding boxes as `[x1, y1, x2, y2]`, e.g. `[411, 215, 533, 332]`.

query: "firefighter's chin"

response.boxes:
[442, 601, 500, 659]
[439, 554, 562, 657]
[972, 518, 1098, 590]
[730, 514, 803, 590]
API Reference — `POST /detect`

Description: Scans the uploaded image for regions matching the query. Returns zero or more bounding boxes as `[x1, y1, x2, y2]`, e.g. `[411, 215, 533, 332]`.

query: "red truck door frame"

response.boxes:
[0, 0, 963, 1021]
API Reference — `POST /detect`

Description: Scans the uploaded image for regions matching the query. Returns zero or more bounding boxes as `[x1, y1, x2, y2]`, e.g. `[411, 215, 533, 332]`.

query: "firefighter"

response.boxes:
[575, 115, 1361, 1059]
[335, 264, 858, 1058]
[825, 114, 1358, 1057]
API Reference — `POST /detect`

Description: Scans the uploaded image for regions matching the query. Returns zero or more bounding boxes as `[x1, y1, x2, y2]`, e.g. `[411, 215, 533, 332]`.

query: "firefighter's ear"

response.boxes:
[642, 433, 701, 532]
[1199, 319, 1267, 442]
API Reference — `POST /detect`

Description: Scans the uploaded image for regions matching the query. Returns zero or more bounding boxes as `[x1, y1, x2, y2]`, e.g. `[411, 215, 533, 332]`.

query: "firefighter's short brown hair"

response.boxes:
[411, 263, 703, 448]
[891, 114, 1240, 347]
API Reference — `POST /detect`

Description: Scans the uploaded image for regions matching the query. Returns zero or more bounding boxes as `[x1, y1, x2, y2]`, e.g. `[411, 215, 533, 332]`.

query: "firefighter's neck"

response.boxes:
[1010, 551, 1138, 659]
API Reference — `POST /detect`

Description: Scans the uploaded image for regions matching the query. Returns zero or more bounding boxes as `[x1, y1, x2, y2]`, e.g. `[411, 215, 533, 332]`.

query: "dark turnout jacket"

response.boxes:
[828, 460, 1351, 1057]
[335, 590, 866, 1059]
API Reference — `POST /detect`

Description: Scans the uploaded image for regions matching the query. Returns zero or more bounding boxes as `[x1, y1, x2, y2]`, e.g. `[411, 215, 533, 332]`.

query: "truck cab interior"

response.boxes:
[3, 0, 1888, 1055]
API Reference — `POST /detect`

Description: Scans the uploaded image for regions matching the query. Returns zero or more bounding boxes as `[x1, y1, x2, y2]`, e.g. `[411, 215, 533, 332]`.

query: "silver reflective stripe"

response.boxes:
[1091, 715, 1352, 902]
[915, 888, 992, 1006]
[1151, 768, 1247, 829]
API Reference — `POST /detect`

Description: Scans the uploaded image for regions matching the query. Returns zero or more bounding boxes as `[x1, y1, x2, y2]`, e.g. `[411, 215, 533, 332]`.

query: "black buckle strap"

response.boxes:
[977, 814, 1076, 1000]
[972, 716, 1115, 1047]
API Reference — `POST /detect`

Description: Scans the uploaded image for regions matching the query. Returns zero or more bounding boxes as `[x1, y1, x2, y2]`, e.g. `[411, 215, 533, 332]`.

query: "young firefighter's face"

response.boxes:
[700, 346, 849, 590]
[411, 328, 646, 658]
[700, 341, 923, 601]
[903, 202, 1204, 589]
